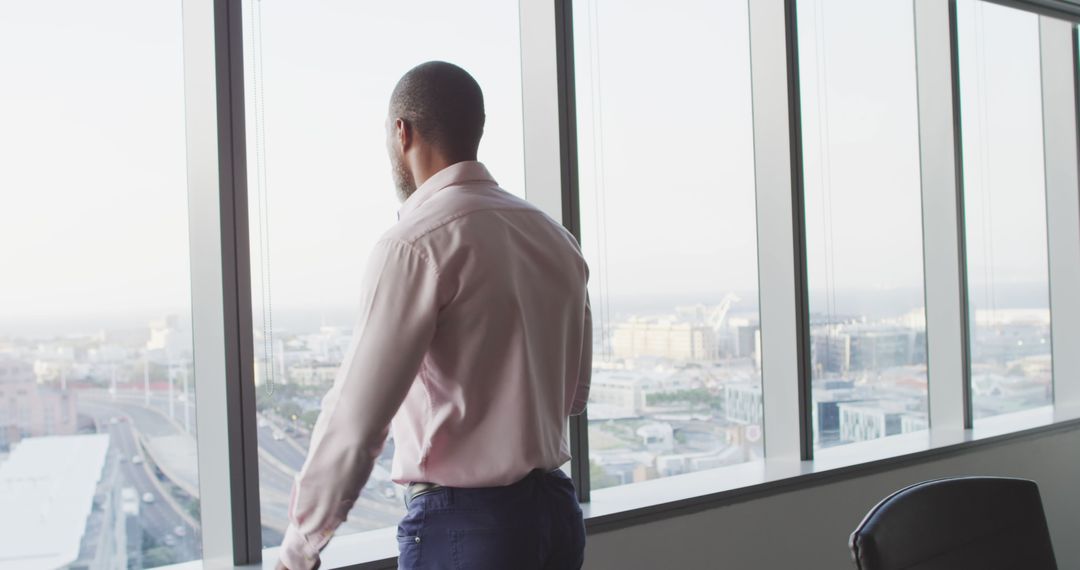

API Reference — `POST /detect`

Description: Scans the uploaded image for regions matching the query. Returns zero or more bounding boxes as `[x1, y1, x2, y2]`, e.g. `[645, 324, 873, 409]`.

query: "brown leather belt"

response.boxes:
[404, 481, 444, 507]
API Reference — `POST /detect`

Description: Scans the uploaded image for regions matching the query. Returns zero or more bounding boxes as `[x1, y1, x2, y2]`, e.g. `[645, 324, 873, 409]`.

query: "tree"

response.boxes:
[300, 409, 320, 429]
[278, 401, 302, 421]
[143, 546, 176, 568]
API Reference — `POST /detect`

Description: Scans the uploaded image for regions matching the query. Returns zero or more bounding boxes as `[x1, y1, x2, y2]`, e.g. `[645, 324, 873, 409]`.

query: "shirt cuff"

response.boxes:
[279, 524, 321, 570]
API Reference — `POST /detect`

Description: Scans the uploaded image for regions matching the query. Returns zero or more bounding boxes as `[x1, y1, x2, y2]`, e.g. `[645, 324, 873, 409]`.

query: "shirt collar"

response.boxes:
[398, 161, 496, 219]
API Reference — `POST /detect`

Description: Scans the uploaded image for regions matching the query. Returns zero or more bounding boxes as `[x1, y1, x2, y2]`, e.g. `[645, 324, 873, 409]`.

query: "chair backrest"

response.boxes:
[849, 476, 1057, 570]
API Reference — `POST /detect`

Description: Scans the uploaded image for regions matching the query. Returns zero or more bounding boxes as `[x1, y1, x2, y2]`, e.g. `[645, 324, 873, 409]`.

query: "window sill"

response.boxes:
[581, 403, 1080, 534]
[165, 403, 1080, 570]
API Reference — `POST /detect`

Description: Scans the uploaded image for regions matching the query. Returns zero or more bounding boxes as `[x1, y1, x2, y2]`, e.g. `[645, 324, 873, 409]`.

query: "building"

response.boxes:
[724, 383, 763, 425]
[812, 325, 925, 375]
[589, 371, 646, 412]
[286, 362, 340, 387]
[146, 315, 192, 364]
[589, 367, 704, 415]
[811, 381, 857, 446]
[970, 310, 1051, 365]
[735, 323, 761, 365]
[838, 401, 926, 444]
[0, 434, 125, 569]
[611, 319, 717, 361]
[636, 422, 675, 452]
[0, 357, 78, 449]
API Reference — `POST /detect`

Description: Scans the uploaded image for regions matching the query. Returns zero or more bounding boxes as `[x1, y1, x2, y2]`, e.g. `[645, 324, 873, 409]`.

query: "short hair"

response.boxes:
[390, 61, 486, 160]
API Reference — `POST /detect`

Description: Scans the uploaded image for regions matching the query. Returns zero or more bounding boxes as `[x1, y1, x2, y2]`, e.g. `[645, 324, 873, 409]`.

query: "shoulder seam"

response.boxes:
[406, 205, 552, 243]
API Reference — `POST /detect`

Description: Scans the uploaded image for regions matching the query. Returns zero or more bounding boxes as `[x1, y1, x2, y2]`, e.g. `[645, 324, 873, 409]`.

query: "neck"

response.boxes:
[411, 154, 475, 190]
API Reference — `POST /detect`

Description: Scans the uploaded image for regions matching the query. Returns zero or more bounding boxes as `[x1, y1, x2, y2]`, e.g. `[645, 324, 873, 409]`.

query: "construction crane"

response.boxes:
[706, 293, 740, 333]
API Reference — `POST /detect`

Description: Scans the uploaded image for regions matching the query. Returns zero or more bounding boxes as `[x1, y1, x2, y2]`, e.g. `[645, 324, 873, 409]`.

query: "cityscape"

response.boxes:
[0, 295, 1051, 567]
[0, 316, 402, 569]
[580, 295, 1051, 489]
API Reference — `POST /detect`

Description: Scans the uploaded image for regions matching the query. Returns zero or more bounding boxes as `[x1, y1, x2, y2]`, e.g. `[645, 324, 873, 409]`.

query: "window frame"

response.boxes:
[172, 0, 1080, 566]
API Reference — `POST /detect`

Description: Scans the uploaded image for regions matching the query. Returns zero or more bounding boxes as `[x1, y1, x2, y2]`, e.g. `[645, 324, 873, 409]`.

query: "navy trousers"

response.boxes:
[396, 469, 586, 569]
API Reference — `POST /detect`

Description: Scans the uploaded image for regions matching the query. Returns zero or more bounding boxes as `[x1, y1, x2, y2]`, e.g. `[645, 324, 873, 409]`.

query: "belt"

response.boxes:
[404, 481, 444, 508]
[403, 469, 552, 508]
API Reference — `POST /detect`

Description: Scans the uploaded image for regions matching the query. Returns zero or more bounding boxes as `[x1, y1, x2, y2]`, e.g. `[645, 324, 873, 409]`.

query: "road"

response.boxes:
[80, 400, 201, 564]
[90, 389, 403, 541]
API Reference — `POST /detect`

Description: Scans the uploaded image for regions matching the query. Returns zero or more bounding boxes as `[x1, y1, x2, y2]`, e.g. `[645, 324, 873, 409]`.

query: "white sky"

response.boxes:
[798, 0, 925, 316]
[956, 0, 1051, 314]
[0, 0, 189, 321]
[575, 0, 759, 308]
[0, 0, 1057, 330]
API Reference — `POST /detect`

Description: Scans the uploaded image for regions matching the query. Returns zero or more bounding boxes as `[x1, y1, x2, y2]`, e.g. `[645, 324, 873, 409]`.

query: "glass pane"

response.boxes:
[0, 1, 201, 567]
[957, 0, 1052, 420]
[244, 0, 525, 547]
[797, 0, 929, 449]
[575, 0, 763, 491]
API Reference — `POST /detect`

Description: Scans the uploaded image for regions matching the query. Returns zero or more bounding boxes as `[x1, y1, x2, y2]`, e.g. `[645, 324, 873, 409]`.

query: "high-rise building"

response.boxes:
[611, 319, 717, 361]
[812, 325, 925, 374]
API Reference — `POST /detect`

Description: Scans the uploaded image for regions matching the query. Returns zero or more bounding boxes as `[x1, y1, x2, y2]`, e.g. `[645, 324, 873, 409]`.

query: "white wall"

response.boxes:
[583, 426, 1080, 569]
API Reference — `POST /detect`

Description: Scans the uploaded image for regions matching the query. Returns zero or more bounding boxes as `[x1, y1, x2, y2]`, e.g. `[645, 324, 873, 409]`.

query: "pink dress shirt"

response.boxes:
[279, 161, 592, 569]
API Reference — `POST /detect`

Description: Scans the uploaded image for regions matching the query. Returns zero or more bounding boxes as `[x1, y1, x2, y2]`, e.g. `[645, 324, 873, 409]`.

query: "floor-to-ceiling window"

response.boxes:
[0, 1, 201, 566]
[957, 0, 1053, 420]
[575, 0, 763, 490]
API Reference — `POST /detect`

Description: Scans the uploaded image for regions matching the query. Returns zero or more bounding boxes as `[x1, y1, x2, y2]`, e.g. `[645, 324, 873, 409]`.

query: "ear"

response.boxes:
[395, 118, 413, 153]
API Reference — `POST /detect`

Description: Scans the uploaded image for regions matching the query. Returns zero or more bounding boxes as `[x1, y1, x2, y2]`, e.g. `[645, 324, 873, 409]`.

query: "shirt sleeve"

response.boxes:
[278, 239, 441, 570]
[570, 292, 592, 416]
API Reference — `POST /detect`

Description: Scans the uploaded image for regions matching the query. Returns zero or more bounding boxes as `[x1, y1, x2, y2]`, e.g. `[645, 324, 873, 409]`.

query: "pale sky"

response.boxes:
[575, 0, 758, 308]
[0, 0, 1056, 332]
[1, 0, 189, 322]
[956, 0, 1051, 315]
[798, 0, 925, 317]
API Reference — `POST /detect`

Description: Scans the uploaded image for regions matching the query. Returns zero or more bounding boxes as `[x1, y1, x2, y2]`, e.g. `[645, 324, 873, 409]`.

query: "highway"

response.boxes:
[80, 400, 201, 564]
[84, 389, 403, 547]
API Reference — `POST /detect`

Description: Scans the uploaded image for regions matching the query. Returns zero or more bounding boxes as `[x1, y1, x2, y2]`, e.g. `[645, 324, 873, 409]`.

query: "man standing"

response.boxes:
[277, 61, 591, 570]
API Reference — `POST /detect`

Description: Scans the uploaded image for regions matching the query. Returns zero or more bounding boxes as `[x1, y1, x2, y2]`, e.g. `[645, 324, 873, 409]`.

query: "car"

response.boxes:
[131, 455, 144, 465]
[173, 525, 187, 537]
[272, 431, 285, 441]
[164, 535, 178, 546]
[257, 418, 269, 428]
[142, 492, 155, 504]
[109, 417, 119, 425]
[120, 488, 140, 516]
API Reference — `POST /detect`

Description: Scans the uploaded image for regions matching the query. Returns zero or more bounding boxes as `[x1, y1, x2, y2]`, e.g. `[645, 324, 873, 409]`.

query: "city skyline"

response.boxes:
[0, 0, 1062, 566]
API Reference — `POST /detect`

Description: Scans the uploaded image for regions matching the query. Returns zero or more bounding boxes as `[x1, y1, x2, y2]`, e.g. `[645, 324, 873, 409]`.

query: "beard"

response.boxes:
[391, 151, 417, 203]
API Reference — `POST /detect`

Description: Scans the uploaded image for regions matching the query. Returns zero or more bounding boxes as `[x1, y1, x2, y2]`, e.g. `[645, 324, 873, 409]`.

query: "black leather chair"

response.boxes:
[849, 476, 1057, 570]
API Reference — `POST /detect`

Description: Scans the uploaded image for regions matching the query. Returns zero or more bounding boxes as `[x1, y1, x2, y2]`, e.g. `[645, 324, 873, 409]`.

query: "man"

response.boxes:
[277, 61, 591, 570]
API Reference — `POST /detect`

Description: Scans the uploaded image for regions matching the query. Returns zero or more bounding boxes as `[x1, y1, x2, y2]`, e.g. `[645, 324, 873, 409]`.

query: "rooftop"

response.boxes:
[0, 434, 110, 569]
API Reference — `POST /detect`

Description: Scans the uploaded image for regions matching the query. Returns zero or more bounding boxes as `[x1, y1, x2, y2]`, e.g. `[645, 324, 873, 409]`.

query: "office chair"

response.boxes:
[849, 476, 1057, 570]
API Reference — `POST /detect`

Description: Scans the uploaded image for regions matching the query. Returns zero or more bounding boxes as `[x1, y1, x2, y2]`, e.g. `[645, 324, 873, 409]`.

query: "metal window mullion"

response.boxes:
[518, 0, 590, 500]
[749, 0, 813, 461]
[1039, 16, 1080, 407]
[914, 0, 971, 431]
[985, 0, 1080, 23]
[554, 0, 591, 503]
[184, 0, 262, 564]
[221, 0, 263, 561]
